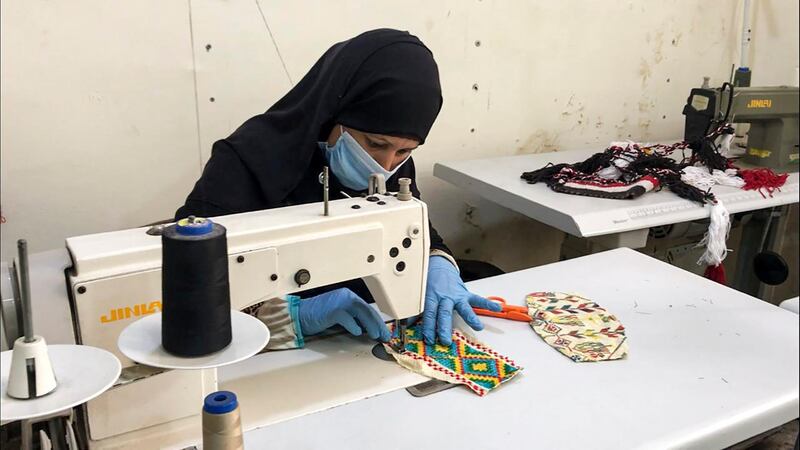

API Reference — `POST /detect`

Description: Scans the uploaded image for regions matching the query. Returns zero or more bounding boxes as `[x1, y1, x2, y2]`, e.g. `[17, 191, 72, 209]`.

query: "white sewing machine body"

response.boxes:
[2, 195, 429, 446]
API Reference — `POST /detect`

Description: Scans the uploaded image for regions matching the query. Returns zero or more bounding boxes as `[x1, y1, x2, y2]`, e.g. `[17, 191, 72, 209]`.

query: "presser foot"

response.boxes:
[393, 320, 408, 353]
[371, 320, 408, 362]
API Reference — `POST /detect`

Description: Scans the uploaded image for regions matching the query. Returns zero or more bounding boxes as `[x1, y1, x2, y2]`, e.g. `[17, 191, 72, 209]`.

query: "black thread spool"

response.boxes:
[162, 217, 232, 357]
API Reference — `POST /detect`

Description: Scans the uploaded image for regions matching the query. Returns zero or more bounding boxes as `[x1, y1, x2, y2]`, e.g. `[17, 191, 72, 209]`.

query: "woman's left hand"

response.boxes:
[421, 256, 502, 345]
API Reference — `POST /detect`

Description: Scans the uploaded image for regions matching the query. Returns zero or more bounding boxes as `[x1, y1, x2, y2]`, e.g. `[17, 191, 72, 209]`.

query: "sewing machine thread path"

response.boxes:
[5, 194, 429, 446]
[682, 83, 799, 171]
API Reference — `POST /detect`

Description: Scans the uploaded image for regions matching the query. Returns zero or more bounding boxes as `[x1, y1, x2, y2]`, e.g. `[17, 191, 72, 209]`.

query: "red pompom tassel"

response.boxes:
[704, 264, 727, 285]
[739, 168, 789, 198]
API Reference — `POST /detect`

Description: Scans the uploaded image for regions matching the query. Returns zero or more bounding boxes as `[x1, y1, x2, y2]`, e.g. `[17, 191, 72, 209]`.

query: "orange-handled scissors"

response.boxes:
[473, 296, 531, 322]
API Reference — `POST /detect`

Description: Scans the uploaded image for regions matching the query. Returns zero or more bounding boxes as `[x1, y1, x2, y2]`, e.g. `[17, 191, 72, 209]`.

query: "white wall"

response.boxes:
[1, 1, 201, 260]
[2, 0, 798, 267]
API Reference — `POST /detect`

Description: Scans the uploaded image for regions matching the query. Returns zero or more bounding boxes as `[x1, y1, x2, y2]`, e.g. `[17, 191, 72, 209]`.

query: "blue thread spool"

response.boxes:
[202, 391, 243, 450]
[175, 215, 214, 236]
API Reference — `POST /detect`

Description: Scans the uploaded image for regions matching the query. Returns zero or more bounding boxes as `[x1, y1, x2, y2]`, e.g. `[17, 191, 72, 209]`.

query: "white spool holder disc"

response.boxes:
[1, 345, 121, 424]
[117, 310, 270, 370]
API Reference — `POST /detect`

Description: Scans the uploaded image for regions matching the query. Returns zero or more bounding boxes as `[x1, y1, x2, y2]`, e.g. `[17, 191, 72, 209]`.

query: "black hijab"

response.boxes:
[220, 28, 442, 206]
[176, 30, 450, 300]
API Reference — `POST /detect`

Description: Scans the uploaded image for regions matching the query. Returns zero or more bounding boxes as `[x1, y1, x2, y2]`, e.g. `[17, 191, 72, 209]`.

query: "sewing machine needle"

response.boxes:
[394, 319, 407, 353]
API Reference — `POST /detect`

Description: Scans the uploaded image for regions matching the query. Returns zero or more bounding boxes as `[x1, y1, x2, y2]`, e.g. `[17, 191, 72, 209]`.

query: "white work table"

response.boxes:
[240, 248, 800, 450]
[433, 147, 800, 238]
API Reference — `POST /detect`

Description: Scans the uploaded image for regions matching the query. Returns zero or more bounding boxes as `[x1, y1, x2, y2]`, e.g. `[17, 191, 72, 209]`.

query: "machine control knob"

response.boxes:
[294, 269, 311, 287]
[408, 223, 422, 239]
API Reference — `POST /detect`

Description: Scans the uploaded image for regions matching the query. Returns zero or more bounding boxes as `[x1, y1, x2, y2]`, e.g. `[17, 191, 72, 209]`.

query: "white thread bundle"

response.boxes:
[597, 146, 634, 180]
[681, 166, 745, 191]
[697, 201, 731, 266]
[597, 165, 622, 180]
[717, 132, 735, 157]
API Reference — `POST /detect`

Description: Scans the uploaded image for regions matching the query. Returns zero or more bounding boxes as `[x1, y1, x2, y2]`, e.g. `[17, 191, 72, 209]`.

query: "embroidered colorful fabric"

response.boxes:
[384, 324, 522, 396]
[520, 141, 717, 204]
[526, 292, 628, 362]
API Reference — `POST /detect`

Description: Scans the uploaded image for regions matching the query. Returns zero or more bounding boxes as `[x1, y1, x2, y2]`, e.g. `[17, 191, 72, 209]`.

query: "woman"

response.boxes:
[176, 29, 499, 349]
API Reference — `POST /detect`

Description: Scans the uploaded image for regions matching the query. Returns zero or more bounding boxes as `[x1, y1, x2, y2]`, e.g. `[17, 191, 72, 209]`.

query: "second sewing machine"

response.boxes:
[682, 78, 799, 171]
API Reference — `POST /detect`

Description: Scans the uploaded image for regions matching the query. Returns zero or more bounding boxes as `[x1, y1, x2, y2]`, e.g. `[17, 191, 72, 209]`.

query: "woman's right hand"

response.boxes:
[297, 288, 391, 342]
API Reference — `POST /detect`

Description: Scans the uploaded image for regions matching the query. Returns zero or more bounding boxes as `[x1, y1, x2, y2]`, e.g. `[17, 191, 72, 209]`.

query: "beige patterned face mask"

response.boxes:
[526, 292, 628, 362]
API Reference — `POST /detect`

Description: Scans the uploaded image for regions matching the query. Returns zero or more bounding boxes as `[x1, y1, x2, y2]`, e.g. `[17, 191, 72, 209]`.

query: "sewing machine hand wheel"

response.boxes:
[753, 251, 789, 286]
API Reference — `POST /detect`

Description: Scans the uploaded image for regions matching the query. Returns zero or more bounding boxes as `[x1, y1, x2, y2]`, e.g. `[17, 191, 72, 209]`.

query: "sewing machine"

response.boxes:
[682, 82, 799, 171]
[1, 192, 429, 447]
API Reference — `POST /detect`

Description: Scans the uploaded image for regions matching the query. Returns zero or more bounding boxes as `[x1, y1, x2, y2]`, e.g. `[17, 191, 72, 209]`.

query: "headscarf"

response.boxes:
[221, 29, 442, 205]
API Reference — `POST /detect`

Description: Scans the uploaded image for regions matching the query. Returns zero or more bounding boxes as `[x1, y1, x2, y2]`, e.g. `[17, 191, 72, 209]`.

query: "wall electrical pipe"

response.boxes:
[740, 0, 752, 68]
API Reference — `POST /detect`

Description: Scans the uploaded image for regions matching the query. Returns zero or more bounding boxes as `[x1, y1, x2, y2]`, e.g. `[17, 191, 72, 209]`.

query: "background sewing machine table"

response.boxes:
[433, 145, 800, 297]
[240, 248, 799, 449]
[434, 146, 799, 241]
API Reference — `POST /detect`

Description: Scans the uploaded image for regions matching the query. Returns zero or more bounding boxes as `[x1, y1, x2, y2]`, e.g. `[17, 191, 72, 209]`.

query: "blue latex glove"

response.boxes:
[422, 256, 502, 345]
[297, 288, 391, 342]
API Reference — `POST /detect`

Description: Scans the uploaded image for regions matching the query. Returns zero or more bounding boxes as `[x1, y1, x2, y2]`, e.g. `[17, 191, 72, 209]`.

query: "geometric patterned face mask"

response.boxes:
[384, 323, 522, 396]
[526, 292, 628, 362]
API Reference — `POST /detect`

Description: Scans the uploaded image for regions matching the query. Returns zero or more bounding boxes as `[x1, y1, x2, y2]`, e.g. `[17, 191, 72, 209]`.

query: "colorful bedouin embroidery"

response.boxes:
[384, 324, 522, 396]
[527, 292, 628, 362]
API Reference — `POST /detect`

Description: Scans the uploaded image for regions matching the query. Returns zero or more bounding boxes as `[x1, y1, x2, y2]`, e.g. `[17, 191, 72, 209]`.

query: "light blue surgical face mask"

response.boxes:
[319, 126, 409, 191]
